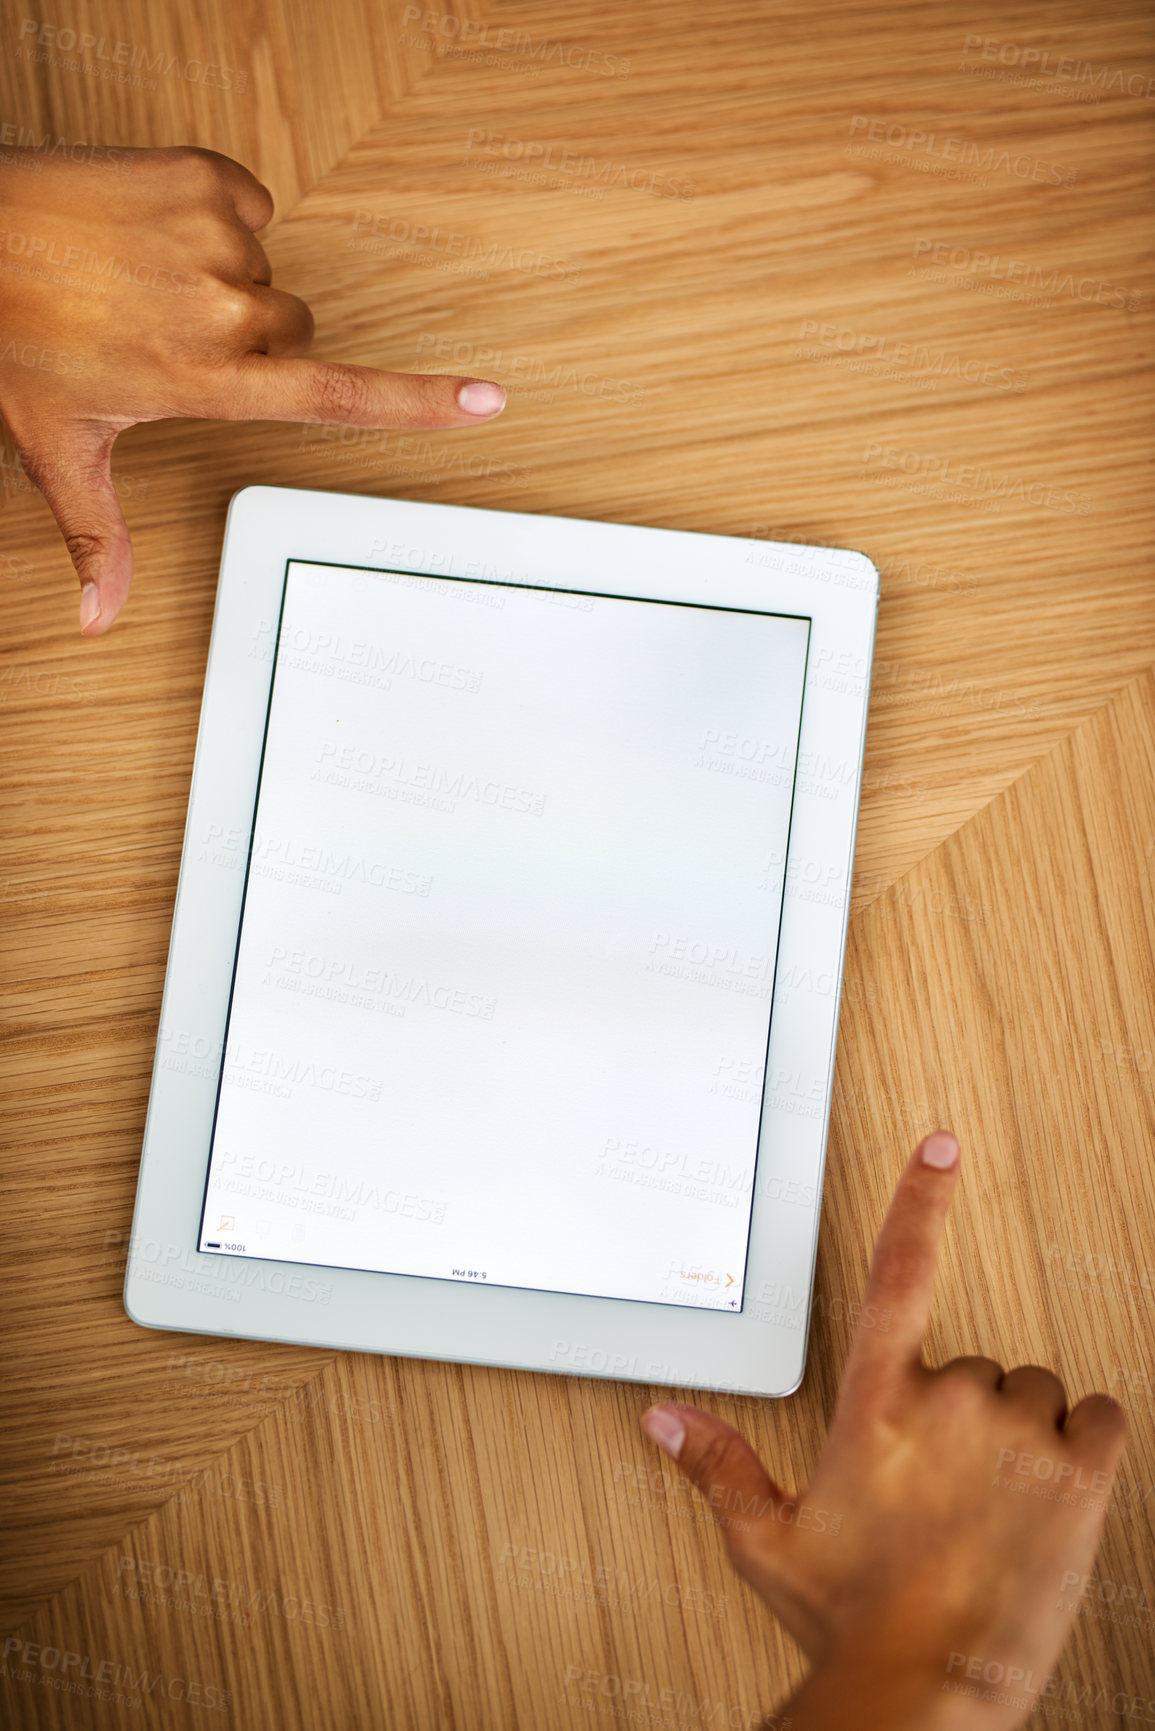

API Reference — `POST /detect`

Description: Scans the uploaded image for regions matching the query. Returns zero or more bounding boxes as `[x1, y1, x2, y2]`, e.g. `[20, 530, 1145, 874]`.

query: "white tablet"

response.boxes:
[125, 486, 877, 1398]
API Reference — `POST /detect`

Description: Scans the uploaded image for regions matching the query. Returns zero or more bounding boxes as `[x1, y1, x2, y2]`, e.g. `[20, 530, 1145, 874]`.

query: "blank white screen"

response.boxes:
[199, 560, 810, 1309]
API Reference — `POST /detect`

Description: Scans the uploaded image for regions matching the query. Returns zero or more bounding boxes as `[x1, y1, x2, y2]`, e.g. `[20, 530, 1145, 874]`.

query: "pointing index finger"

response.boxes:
[839, 1132, 961, 1405]
[219, 356, 507, 429]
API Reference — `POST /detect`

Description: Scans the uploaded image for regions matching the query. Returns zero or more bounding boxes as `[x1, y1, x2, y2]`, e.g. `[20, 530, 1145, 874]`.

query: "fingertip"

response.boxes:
[79, 583, 101, 634]
[456, 379, 506, 418]
[80, 594, 123, 636]
[841, 1130, 962, 1389]
[77, 541, 132, 636]
[919, 1130, 960, 1170]
[640, 1405, 686, 1460]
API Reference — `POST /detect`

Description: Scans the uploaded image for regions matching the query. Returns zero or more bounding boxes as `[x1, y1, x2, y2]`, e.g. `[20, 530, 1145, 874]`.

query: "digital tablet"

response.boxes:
[125, 486, 878, 1398]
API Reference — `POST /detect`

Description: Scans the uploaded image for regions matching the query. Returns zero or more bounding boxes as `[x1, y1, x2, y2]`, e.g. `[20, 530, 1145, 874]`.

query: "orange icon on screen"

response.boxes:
[217, 1215, 235, 1232]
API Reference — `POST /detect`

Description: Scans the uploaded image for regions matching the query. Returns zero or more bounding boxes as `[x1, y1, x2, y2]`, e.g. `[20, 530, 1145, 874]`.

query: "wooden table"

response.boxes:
[2, 2, 1153, 1725]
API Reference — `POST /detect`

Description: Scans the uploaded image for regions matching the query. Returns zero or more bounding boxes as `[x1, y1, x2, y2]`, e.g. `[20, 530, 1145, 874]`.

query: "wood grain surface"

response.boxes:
[2, 0, 1153, 1726]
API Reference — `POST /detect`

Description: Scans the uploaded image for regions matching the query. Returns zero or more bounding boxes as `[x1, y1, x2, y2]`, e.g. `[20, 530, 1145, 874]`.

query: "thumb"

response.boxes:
[20, 427, 134, 635]
[640, 1403, 791, 1553]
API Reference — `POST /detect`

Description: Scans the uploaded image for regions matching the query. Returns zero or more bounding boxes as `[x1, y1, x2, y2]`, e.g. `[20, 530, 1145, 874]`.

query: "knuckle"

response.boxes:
[691, 1427, 748, 1492]
[875, 1240, 926, 1292]
[1076, 1393, 1129, 1437]
[867, 1249, 933, 1314]
[297, 300, 316, 345]
[171, 145, 232, 196]
[309, 364, 373, 423]
[408, 371, 452, 419]
[932, 1370, 990, 1419]
[210, 234, 261, 282]
[204, 282, 262, 339]
[280, 294, 314, 349]
[63, 527, 110, 570]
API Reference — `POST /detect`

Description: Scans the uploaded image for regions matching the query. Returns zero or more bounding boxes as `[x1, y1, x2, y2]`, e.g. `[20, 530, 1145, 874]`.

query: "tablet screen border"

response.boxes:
[125, 486, 878, 1399]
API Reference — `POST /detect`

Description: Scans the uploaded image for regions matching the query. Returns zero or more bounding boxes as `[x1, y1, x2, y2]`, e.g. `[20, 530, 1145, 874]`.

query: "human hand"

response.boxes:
[640, 1133, 1128, 1730]
[0, 146, 506, 635]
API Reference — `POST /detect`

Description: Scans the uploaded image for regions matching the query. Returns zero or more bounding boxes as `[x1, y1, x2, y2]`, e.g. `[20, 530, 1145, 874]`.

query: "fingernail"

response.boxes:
[921, 1131, 959, 1169]
[456, 380, 506, 417]
[640, 1406, 685, 1459]
[79, 584, 101, 633]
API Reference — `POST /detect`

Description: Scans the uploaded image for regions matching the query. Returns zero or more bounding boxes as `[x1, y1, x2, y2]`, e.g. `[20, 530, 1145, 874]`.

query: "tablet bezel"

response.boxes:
[125, 486, 878, 1398]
